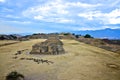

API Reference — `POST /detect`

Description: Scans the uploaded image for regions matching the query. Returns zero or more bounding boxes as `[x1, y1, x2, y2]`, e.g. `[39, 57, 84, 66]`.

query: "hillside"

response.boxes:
[77, 38, 120, 54]
[0, 39, 120, 80]
[0, 34, 21, 40]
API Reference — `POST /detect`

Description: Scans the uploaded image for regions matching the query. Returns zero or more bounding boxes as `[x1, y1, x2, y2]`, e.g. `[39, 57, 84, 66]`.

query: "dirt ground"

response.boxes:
[0, 39, 120, 80]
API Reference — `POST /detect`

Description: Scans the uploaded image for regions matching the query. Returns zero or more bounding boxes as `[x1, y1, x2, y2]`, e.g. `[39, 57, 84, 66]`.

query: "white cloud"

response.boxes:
[3, 20, 32, 24]
[108, 18, 120, 24]
[34, 15, 43, 20]
[14, 21, 31, 24]
[6, 15, 20, 19]
[78, 9, 120, 24]
[102, 26, 120, 29]
[105, 9, 120, 24]
[0, 0, 5, 3]
[34, 15, 73, 23]
[22, 0, 100, 23]
[57, 19, 73, 23]
[23, 1, 69, 16]
[66, 2, 101, 8]
[78, 11, 104, 20]
[1, 0, 120, 33]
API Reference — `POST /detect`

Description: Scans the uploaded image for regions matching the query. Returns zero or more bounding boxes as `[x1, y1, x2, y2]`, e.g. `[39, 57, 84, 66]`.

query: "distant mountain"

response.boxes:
[17, 33, 33, 36]
[73, 28, 120, 39]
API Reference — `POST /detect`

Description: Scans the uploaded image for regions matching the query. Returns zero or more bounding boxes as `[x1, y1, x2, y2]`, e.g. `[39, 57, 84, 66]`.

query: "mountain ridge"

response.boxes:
[72, 28, 120, 39]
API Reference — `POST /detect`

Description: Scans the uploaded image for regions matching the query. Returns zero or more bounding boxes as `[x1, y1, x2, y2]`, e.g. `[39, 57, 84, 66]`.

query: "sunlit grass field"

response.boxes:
[0, 39, 120, 80]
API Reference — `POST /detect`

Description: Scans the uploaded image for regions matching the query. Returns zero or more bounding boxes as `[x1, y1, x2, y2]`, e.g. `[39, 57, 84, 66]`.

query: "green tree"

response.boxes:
[84, 34, 92, 38]
[75, 35, 81, 38]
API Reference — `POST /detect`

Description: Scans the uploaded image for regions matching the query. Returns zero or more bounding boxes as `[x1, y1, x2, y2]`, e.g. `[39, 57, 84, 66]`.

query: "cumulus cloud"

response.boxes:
[22, 0, 100, 23]
[106, 9, 120, 24]
[0, 0, 120, 32]
[22, 0, 69, 23]
[78, 8, 120, 24]
[66, 2, 101, 8]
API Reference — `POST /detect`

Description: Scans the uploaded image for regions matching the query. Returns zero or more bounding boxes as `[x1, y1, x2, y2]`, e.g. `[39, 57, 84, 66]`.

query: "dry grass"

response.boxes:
[0, 39, 120, 80]
[78, 38, 120, 54]
[0, 40, 19, 46]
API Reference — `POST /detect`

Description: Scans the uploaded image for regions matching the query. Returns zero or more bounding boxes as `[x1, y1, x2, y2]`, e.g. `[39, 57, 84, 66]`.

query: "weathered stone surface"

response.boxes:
[30, 37, 65, 55]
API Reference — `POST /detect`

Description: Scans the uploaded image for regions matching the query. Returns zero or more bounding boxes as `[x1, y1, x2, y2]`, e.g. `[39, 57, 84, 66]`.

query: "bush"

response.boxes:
[63, 33, 70, 35]
[75, 35, 80, 38]
[84, 34, 93, 38]
[6, 71, 24, 80]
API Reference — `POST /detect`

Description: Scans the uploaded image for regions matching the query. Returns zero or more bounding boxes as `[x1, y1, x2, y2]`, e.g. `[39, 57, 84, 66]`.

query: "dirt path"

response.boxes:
[0, 39, 120, 80]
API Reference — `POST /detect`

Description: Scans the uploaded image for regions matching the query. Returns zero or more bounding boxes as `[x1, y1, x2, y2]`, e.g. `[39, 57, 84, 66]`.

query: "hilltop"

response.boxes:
[0, 33, 120, 54]
[0, 39, 120, 80]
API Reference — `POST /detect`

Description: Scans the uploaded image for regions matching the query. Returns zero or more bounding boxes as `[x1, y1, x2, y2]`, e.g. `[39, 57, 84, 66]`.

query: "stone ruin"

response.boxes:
[30, 37, 65, 55]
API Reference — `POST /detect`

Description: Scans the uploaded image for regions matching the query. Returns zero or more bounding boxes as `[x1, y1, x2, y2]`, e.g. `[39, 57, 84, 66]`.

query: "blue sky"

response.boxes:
[0, 0, 120, 33]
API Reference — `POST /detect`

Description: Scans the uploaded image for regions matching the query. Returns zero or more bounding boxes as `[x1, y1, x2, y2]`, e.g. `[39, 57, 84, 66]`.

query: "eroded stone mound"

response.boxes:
[30, 37, 65, 55]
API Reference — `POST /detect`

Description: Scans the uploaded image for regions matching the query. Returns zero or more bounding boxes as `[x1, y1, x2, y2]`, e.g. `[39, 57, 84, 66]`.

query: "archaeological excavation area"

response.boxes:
[0, 39, 120, 80]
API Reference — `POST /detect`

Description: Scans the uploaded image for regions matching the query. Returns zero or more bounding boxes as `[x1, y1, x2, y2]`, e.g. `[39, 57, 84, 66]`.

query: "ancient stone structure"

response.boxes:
[30, 37, 65, 55]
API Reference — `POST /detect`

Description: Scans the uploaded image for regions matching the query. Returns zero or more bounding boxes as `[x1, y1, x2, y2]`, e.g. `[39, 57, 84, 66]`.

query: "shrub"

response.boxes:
[63, 33, 70, 35]
[84, 34, 93, 38]
[6, 71, 24, 80]
[75, 35, 80, 38]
